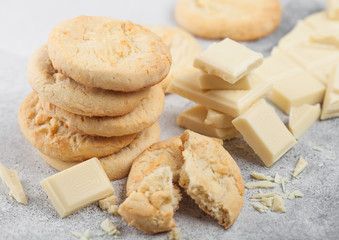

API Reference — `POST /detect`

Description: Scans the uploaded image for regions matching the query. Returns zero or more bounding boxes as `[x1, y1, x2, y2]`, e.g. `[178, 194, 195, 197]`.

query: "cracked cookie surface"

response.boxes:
[48, 16, 171, 91]
[18, 92, 136, 161]
[28, 45, 149, 117]
[40, 85, 164, 137]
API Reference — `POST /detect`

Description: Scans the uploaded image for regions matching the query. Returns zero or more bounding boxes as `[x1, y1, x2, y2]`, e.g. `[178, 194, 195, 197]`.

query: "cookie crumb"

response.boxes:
[168, 228, 182, 240]
[99, 195, 119, 215]
[100, 218, 120, 236]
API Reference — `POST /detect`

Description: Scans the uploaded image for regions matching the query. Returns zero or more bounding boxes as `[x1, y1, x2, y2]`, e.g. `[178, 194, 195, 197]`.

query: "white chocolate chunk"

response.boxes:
[278, 21, 314, 51]
[260, 198, 273, 208]
[253, 50, 302, 84]
[71, 229, 90, 240]
[232, 99, 297, 167]
[312, 146, 323, 152]
[274, 173, 282, 184]
[40, 158, 114, 218]
[268, 70, 325, 115]
[272, 195, 286, 213]
[293, 156, 309, 178]
[281, 178, 288, 193]
[289, 104, 321, 139]
[310, 63, 335, 85]
[204, 108, 234, 128]
[284, 42, 339, 71]
[251, 202, 269, 213]
[310, 28, 339, 48]
[250, 172, 274, 181]
[167, 70, 271, 117]
[194, 38, 263, 84]
[288, 190, 304, 200]
[199, 73, 252, 90]
[250, 192, 279, 199]
[177, 105, 239, 140]
[245, 181, 276, 189]
[100, 219, 120, 236]
[304, 11, 339, 30]
[0, 163, 27, 205]
[327, 0, 339, 19]
[321, 65, 339, 119]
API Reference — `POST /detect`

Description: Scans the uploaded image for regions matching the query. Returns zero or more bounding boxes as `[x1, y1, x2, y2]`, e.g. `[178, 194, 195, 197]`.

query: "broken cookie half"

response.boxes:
[179, 130, 245, 228]
[118, 167, 182, 234]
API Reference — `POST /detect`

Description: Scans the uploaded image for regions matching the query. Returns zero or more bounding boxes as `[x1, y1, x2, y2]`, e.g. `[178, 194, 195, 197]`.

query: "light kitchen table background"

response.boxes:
[1, 0, 338, 239]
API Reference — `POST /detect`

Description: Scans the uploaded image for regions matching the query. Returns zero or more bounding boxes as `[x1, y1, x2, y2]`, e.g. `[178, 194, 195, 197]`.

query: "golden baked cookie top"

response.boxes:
[48, 16, 171, 91]
[175, 0, 282, 40]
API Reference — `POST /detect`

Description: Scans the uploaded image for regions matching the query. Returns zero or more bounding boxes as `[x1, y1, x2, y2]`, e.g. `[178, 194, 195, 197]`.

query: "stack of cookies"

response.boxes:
[18, 16, 171, 180]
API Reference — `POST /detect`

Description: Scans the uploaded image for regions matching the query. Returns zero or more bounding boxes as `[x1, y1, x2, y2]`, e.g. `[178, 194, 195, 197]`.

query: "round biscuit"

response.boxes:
[175, 0, 282, 41]
[40, 85, 164, 137]
[48, 16, 171, 91]
[38, 122, 161, 180]
[27, 45, 149, 117]
[18, 92, 136, 162]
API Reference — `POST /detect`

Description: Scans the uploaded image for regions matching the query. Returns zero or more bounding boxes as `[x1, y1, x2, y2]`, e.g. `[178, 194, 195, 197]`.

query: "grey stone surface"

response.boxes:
[0, 0, 338, 239]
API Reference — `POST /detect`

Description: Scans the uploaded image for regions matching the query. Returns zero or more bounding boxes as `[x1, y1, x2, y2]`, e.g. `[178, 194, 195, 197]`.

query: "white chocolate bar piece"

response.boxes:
[253, 50, 302, 84]
[167, 71, 271, 117]
[293, 156, 308, 177]
[277, 21, 314, 51]
[199, 73, 252, 90]
[177, 105, 239, 140]
[284, 42, 339, 71]
[321, 65, 339, 119]
[268, 70, 325, 115]
[232, 99, 296, 167]
[327, 0, 339, 19]
[289, 104, 321, 139]
[310, 28, 339, 48]
[204, 108, 233, 128]
[0, 163, 27, 205]
[194, 38, 263, 84]
[271, 195, 286, 213]
[40, 158, 114, 218]
[304, 11, 339, 30]
[310, 63, 335, 85]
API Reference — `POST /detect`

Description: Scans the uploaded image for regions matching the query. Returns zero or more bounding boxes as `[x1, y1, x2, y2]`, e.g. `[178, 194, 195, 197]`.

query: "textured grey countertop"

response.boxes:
[0, 0, 338, 239]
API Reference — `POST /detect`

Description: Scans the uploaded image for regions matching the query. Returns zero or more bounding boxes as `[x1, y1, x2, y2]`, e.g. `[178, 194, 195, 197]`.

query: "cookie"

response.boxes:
[27, 45, 149, 117]
[48, 16, 171, 91]
[147, 26, 202, 92]
[38, 122, 161, 180]
[18, 92, 136, 162]
[179, 130, 244, 228]
[126, 137, 184, 196]
[40, 85, 164, 137]
[175, 0, 282, 41]
[119, 167, 181, 234]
